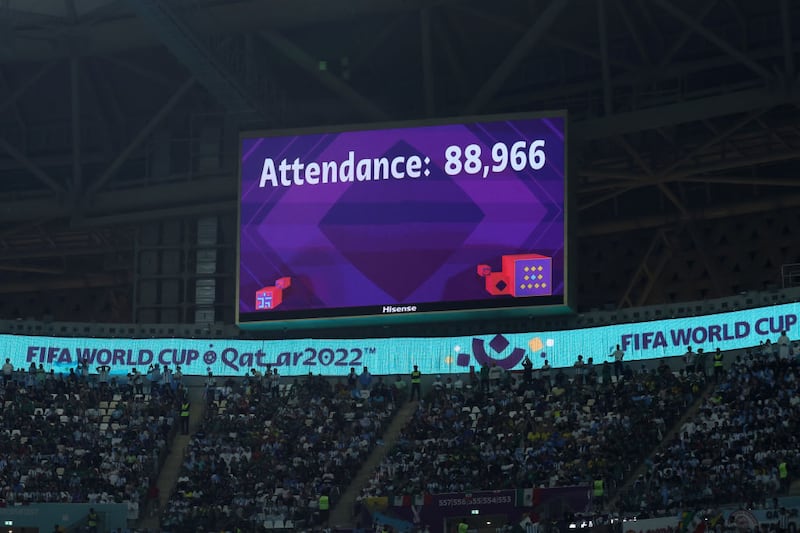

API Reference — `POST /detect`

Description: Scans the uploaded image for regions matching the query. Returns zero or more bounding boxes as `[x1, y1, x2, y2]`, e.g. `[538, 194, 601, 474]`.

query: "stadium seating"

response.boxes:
[0, 369, 177, 517]
[4, 336, 798, 531]
[619, 348, 800, 515]
[160, 373, 396, 531]
[360, 363, 703, 503]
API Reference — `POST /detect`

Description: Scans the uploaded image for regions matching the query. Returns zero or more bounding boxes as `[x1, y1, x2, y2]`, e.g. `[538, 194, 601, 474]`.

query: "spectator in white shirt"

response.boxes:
[778, 331, 791, 359]
[2, 358, 13, 384]
[609, 345, 625, 379]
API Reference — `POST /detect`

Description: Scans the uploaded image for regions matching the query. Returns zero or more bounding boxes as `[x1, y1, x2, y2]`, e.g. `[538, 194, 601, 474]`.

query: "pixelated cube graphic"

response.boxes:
[255, 277, 292, 310]
[503, 253, 552, 296]
[478, 253, 552, 297]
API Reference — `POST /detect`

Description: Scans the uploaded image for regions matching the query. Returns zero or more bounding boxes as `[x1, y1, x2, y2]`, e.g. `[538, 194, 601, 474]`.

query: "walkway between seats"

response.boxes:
[605, 376, 715, 511]
[329, 399, 419, 528]
[137, 385, 207, 531]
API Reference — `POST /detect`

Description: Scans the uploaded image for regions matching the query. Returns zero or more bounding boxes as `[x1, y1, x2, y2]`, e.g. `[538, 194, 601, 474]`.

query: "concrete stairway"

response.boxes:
[605, 377, 715, 511]
[136, 385, 207, 530]
[328, 400, 419, 528]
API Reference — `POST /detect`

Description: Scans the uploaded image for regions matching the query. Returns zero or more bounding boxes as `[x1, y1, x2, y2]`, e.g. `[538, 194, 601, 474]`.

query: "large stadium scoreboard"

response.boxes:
[236, 113, 569, 328]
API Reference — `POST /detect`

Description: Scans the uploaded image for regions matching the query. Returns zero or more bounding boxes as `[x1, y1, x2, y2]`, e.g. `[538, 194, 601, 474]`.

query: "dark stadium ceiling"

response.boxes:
[1, 0, 800, 321]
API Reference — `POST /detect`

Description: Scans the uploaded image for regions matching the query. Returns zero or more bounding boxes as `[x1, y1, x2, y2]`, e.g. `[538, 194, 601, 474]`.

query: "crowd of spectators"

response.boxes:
[620, 337, 800, 515]
[0, 360, 179, 517]
[360, 358, 705, 505]
[5, 333, 800, 531]
[161, 368, 397, 532]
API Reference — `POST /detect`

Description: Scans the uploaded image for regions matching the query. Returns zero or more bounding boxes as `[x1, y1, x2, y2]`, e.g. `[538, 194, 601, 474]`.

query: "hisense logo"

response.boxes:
[382, 305, 418, 314]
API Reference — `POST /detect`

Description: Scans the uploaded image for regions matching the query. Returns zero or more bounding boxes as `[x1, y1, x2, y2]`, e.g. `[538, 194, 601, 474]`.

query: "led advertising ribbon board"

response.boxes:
[4, 302, 796, 377]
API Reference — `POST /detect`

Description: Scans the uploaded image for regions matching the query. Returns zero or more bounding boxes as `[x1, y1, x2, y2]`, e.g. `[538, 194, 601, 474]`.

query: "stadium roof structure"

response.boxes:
[0, 0, 798, 332]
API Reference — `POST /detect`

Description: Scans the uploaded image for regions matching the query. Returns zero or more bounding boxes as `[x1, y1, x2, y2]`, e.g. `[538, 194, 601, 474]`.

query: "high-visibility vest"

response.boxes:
[411, 370, 421, 384]
[458, 522, 469, 533]
[181, 402, 190, 417]
[713, 353, 723, 367]
[319, 494, 330, 510]
[593, 479, 604, 497]
[87, 511, 98, 526]
[780, 462, 788, 479]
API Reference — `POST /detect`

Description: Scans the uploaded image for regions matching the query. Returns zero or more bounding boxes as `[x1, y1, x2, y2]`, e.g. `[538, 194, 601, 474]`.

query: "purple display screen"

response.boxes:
[238, 114, 566, 322]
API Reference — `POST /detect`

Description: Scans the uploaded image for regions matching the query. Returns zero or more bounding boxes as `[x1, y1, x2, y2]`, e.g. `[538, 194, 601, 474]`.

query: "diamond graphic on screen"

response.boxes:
[470, 336, 527, 370]
[319, 140, 485, 301]
[478, 253, 552, 297]
[489, 334, 510, 354]
[255, 277, 292, 311]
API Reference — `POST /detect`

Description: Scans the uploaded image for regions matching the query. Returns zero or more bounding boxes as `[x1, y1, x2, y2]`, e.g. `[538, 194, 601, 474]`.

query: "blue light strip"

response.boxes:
[2, 302, 795, 376]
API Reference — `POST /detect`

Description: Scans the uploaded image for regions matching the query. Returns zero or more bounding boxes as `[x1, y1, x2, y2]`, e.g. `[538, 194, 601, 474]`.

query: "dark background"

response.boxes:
[0, 0, 798, 338]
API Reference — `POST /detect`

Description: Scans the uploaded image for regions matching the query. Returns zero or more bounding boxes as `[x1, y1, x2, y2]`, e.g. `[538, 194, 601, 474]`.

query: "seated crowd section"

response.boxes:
[620, 342, 800, 516]
[0, 363, 178, 516]
[359, 359, 706, 504]
[2, 331, 800, 530]
[161, 371, 397, 532]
